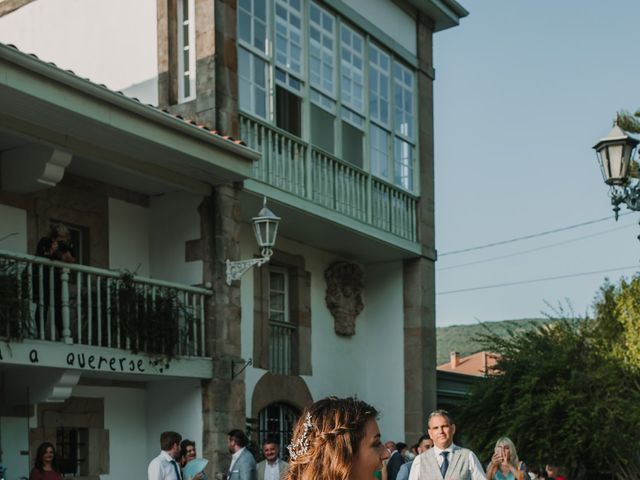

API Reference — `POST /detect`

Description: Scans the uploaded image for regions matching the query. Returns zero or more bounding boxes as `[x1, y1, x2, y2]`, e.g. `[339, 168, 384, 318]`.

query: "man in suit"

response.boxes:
[396, 436, 433, 480]
[148, 431, 183, 480]
[385, 441, 405, 480]
[227, 430, 257, 480]
[408, 410, 485, 480]
[257, 439, 289, 480]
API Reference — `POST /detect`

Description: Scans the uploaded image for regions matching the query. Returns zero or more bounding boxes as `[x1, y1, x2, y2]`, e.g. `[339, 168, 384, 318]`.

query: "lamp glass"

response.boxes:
[594, 126, 639, 186]
[252, 205, 280, 249]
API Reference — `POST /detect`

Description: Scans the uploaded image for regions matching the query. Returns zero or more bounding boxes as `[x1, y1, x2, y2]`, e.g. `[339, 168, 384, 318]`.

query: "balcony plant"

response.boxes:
[0, 258, 33, 341]
[110, 272, 192, 362]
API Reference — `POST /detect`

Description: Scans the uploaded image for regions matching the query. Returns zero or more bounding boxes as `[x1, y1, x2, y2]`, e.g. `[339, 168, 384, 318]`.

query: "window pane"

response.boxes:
[340, 25, 364, 113]
[369, 44, 390, 126]
[370, 124, 389, 179]
[342, 120, 364, 168]
[177, 0, 195, 101]
[276, 85, 302, 137]
[311, 101, 335, 153]
[238, 0, 268, 53]
[394, 138, 414, 190]
[275, 0, 303, 76]
[309, 2, 334, 98]
[393, 61, 415, 139]
[238, 48, 267, 119]
[238, 11, 251, 43]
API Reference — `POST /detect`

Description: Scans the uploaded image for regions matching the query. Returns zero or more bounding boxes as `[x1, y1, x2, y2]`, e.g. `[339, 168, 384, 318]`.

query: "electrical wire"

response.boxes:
[437, 222, 636, 271]
[436, 264, 640, 295]
[439, 212, 632, 257]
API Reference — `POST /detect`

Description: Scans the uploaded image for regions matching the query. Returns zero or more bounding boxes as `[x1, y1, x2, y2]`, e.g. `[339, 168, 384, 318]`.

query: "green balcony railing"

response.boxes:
[240, 113, 418, 242]
[0, 250, 211, 358]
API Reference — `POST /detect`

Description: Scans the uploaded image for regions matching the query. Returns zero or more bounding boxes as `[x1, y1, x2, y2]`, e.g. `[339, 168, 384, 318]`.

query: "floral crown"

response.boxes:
[288, 412, 313, 460]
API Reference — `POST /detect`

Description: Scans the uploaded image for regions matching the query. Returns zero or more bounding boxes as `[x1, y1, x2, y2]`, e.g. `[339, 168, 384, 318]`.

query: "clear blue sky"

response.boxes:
[434, 0, 640, 326]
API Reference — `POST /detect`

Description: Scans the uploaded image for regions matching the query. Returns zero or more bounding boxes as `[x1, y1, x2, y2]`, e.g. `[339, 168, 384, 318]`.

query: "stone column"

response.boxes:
[403, 14, 438, 443]
[156, 0, 219, 129]
[214, 0, 239, 137]
[199, 185, 246, 477]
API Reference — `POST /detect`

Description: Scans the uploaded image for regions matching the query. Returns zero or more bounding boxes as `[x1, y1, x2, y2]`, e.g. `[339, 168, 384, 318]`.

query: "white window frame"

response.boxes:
[269, 266, 290, 323]
[239, 47, 269, 119]
[238, 0, 269, 54]
[236, 0, 419, 192]
[309, 1, 336, 102]
[340, 24, 365, 115]
[368, 43, 390, 127]
[177, 0, 196, 102]
[274, 0, 304, 77]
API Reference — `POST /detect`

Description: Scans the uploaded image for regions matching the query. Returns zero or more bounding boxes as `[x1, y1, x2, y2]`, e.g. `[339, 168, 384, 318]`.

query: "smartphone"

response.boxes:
[494, 446, 503, 458]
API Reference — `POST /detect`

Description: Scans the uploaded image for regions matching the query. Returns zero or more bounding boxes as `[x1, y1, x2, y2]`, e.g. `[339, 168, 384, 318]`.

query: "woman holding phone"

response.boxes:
[486, 437, 524, 480]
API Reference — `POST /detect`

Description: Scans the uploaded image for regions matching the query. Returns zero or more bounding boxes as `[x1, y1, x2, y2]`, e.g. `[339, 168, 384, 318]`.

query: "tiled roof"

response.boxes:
[437, 351, 500, 377]
[2, 42, 246, 147]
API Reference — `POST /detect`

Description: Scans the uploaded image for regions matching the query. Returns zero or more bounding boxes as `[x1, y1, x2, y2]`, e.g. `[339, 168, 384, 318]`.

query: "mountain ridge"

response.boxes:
[436, 317, 551, 365]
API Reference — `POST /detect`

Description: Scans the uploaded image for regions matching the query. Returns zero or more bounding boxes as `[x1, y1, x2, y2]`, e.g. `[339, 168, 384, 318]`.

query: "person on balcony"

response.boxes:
[29, 442, 63, 480]
[33, 223, 75, 339]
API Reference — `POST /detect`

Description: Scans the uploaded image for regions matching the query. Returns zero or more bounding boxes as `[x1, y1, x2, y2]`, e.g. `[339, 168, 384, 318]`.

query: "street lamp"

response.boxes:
[593, 124, 640, 220]
[226, 197, 281, 285]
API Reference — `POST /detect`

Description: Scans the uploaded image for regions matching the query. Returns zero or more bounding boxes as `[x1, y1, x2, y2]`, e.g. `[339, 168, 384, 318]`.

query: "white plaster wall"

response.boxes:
[0, 204, 27, 253]
[342, 0, 416, 55]
[146, 379, 203, 461]
[73, 384, 148, 480]
[0, 0, 159, 105]
[149, 192, 203, 285]
[1, 415, 31, 480]
[108, 198, 151, 277]
[240, 226, 406, 441]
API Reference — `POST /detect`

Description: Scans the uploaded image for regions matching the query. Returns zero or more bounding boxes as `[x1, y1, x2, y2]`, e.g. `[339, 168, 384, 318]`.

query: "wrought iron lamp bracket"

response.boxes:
[610, 182, 640, 220]
[225, 248, 273, 285]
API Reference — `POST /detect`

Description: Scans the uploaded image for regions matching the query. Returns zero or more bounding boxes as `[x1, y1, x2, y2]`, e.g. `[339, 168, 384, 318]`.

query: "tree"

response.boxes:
[593, 276, 640, 371]
[455, 316, 640, 480]
[616, 109, 640, 134]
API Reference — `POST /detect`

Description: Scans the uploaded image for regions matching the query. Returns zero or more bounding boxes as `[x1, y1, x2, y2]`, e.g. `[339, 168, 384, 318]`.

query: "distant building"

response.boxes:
[438, 351, 500, 377]
[436, 351, 499, 410]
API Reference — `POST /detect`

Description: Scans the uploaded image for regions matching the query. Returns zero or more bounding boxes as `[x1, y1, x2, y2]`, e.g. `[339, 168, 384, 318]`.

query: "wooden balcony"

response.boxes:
[0, 250, 212, 378]
[240, 114, 418, 243]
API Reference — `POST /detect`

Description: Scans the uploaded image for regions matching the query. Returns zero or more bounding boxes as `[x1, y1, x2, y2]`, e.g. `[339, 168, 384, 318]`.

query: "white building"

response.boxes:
[0, 0, 467, 478]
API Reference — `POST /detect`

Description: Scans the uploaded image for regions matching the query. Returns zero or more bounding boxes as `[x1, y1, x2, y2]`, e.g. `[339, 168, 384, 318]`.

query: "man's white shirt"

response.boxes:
[264, 461, 280, 480]
[407, 444, 485, 480]
[148, 450, 181, 480]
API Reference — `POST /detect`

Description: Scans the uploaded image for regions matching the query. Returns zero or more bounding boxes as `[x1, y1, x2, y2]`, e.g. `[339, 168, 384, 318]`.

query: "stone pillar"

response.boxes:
[156, 0, 219, 130]
[199, 185, 246, 477]
[214, 0, 239, 137]
[403, 14, 438, 443]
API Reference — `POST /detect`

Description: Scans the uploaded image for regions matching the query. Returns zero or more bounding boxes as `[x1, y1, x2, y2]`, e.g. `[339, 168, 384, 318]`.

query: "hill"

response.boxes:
[436, 318, 552, 365]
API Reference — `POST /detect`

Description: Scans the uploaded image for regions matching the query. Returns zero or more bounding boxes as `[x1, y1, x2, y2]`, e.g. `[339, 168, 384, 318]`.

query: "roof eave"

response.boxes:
[0, 43, 260, 162]
[407, 0, 469, 32]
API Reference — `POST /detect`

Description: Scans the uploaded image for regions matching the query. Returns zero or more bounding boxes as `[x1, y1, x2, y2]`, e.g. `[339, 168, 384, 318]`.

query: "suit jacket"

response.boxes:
[387, 450, 405, 480]
[256, 459, 289, 480]
[228, 449, 257, 480]
[414, 445, 479, 480]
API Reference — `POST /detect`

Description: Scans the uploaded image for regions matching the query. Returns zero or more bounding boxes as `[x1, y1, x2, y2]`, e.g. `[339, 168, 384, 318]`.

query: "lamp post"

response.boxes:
[226, 197, 281, 285]
[593, 124, 640, 220]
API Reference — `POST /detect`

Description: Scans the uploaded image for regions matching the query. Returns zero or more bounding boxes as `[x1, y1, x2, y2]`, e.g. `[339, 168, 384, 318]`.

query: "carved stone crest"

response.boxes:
[324, 261, 364, 336]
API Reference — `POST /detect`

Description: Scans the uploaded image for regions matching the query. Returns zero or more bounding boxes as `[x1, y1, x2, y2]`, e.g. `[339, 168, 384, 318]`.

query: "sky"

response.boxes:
[433, 0, 640, 326]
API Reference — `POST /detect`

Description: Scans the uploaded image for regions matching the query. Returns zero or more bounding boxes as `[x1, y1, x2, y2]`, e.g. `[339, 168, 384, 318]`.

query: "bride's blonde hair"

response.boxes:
[285, 397, 378, 480]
